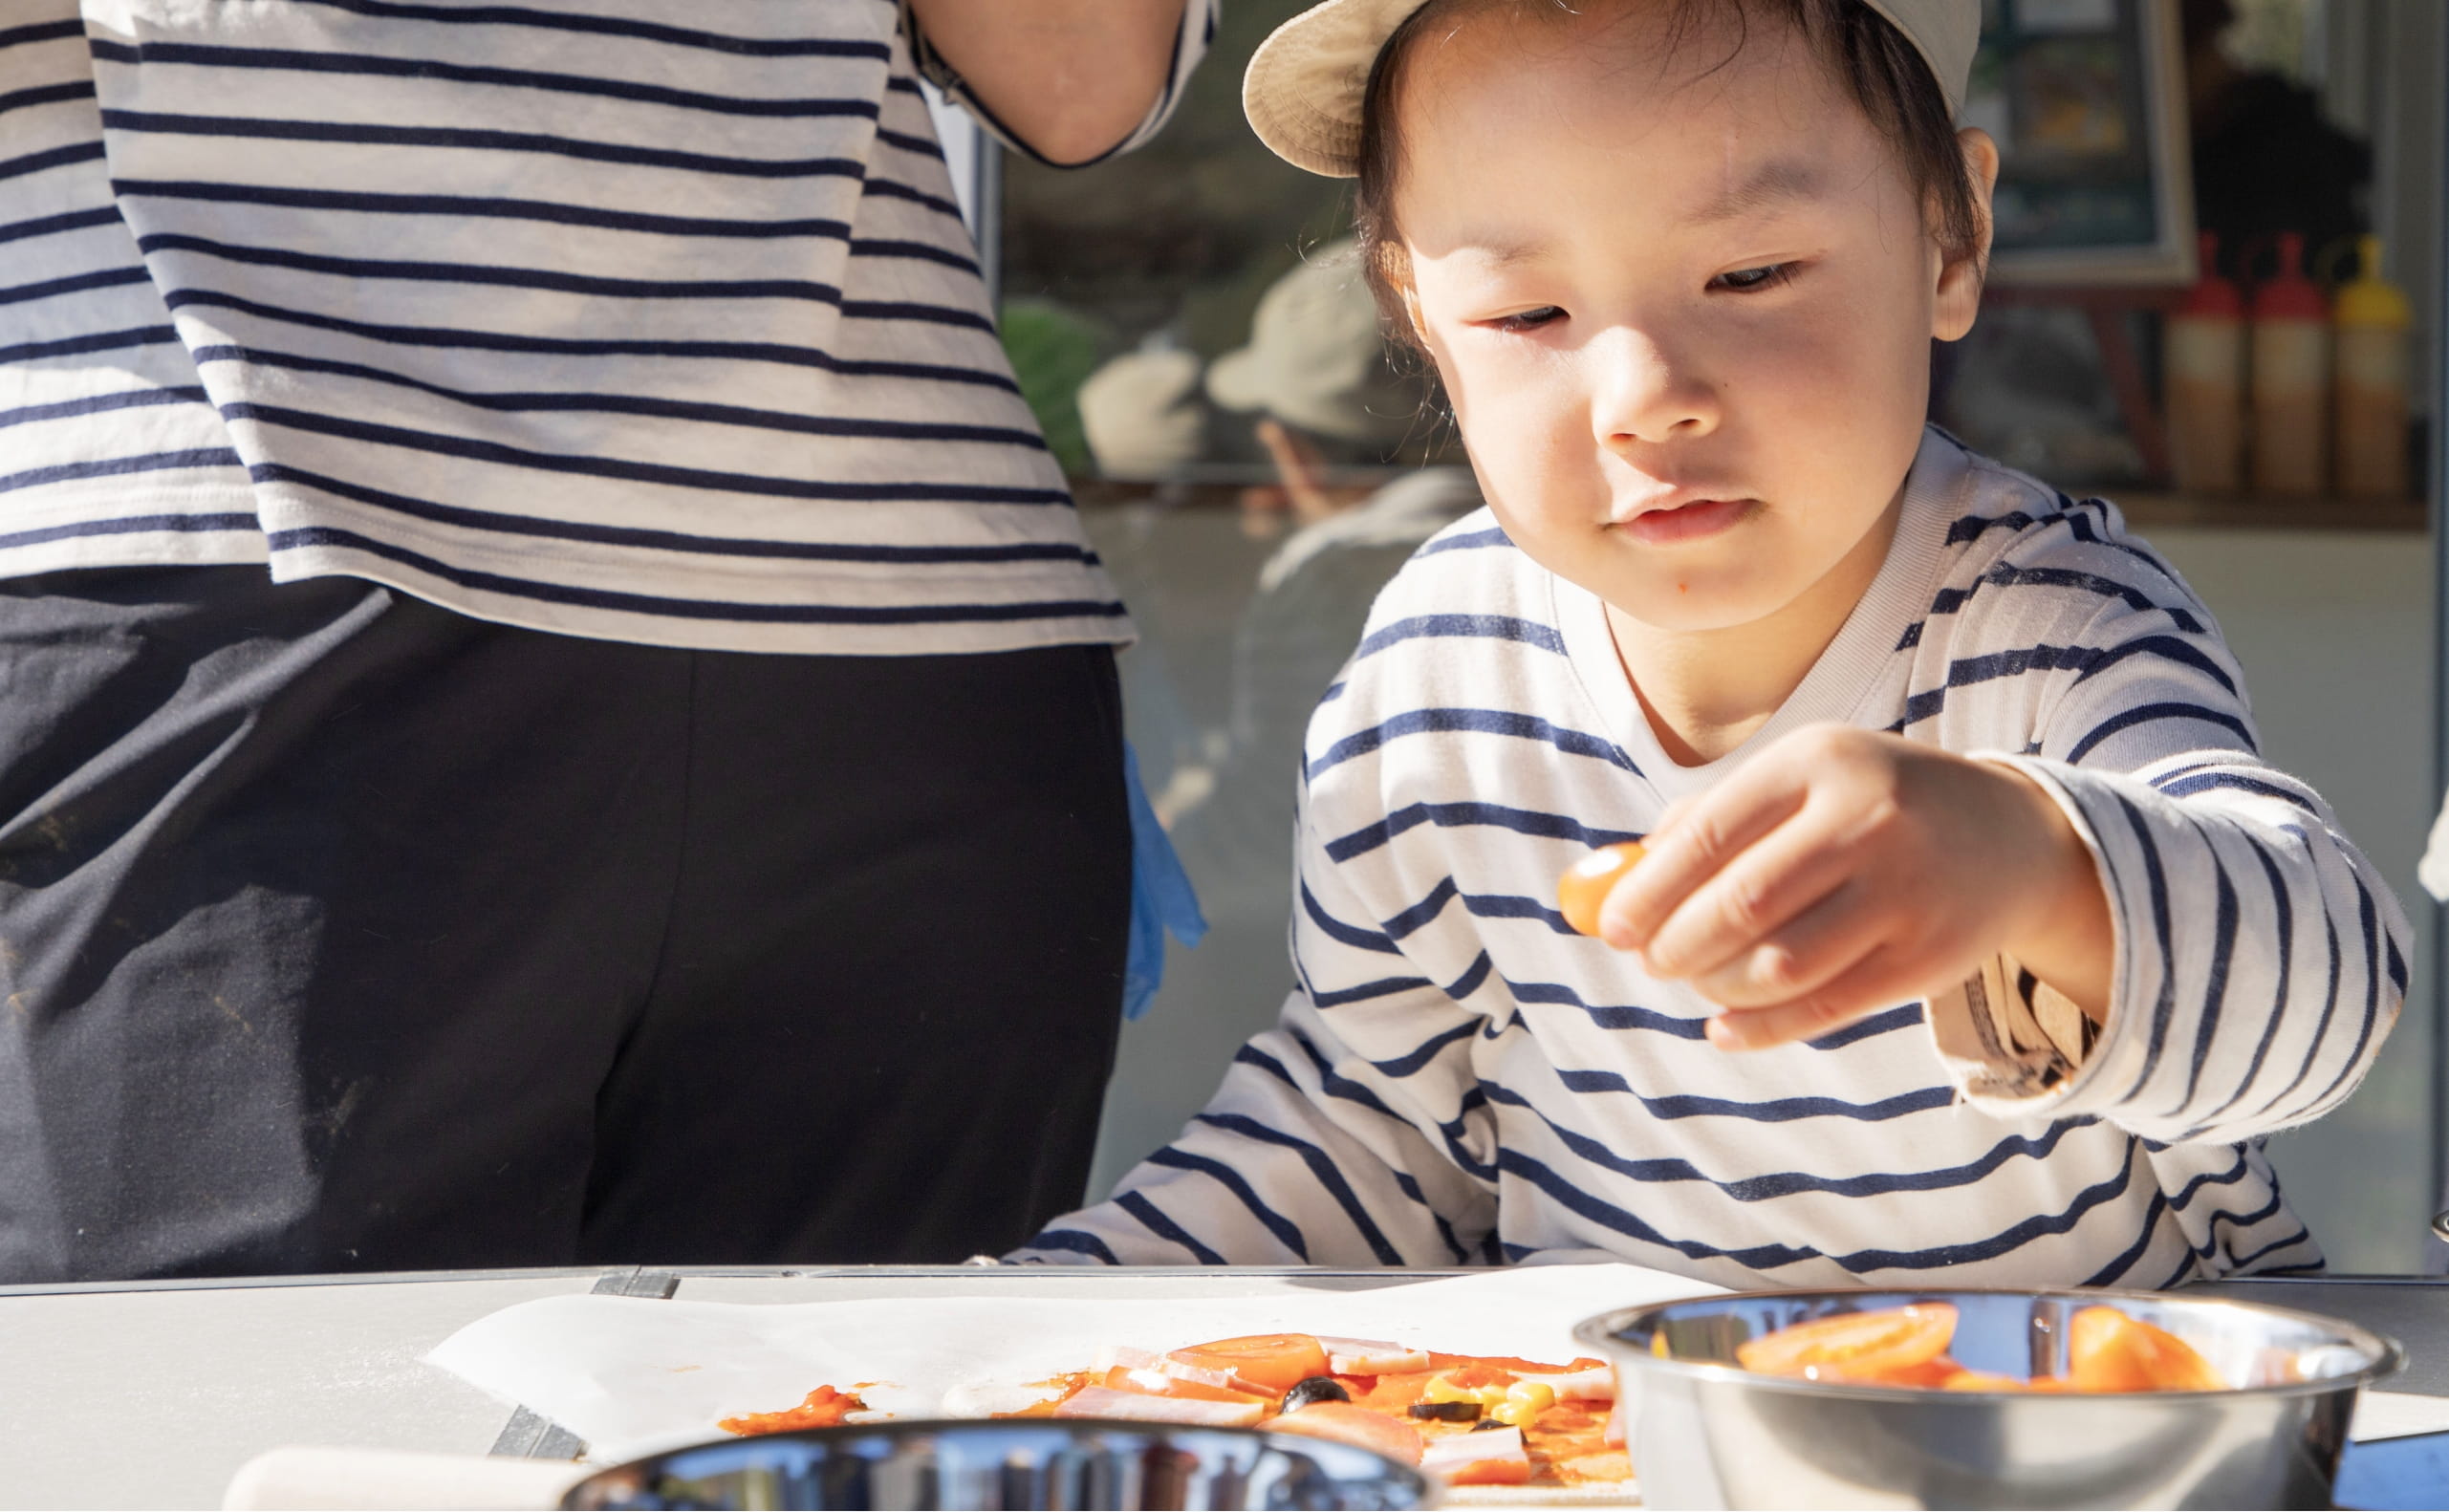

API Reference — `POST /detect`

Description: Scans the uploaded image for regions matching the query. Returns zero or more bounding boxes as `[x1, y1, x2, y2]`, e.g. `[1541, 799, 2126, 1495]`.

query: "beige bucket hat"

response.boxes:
[1206, 240, 1414, 443]
[1245, 0, 1983, 177]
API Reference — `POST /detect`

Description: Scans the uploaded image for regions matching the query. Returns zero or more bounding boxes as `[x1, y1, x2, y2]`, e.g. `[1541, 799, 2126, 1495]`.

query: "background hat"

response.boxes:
[1205, 240, 1414, 443]
[1245, 0, 1983, 177]
[1078, 347, 1210, 477]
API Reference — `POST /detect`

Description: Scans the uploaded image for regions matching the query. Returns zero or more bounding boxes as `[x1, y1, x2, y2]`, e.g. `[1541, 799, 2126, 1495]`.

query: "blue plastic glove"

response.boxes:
[1121, 741, 1207, 1020]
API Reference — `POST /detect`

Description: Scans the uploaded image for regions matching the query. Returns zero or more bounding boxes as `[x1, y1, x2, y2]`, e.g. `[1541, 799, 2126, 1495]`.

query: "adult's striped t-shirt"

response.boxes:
[1016, 429, 2409, 1287]
[2, 0, 1211, 654]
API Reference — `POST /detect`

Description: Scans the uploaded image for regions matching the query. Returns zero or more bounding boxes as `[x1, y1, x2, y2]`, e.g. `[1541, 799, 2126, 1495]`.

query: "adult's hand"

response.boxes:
[910, 0, 1186, 166]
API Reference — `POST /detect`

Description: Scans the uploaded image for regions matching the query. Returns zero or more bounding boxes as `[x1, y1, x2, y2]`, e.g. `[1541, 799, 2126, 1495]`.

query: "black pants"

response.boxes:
[0, 568, 1130, 1282]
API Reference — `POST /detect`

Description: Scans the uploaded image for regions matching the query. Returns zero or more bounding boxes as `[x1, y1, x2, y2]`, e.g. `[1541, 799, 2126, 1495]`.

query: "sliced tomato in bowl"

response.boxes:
[2068, 1307, 2226, 1392]
[1733, 1304, 1960, 1384]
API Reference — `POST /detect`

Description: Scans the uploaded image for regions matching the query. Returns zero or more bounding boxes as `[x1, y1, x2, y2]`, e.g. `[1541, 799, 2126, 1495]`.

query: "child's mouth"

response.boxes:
[1618, 496, 1756, 545]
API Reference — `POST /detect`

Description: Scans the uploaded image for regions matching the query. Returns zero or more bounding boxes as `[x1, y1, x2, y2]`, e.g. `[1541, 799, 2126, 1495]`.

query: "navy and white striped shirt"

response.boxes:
[1018, 430, 2409, 1286]
[3, 0, 1210, 653]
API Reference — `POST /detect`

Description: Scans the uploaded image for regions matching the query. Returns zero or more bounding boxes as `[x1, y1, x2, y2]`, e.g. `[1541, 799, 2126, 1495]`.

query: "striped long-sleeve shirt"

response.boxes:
[1018, 429, 2409, 1287]
[3, 0, 1210, 654]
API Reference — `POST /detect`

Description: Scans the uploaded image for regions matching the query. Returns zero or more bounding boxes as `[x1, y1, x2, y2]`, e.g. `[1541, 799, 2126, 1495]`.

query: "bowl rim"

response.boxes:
[1571, 1284, 2406, 1406]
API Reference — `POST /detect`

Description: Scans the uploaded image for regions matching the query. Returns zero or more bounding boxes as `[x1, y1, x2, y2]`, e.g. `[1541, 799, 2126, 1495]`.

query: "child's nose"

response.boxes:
[1588, 327, 1720, 447]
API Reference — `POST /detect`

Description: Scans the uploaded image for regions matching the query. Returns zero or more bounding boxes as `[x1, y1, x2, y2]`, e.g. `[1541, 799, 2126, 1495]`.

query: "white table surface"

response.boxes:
[5, 1267, 2444, 1511]
[0, 1266, 1442, 1510]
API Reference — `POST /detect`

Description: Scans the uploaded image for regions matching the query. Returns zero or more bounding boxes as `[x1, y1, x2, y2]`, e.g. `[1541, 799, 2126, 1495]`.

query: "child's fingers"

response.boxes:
[1684, 880, 1881, 1009]
[1597, 760, 1809, 951]
[1703, 945, 1927, 1051]
[1637, 810, 1860, 981]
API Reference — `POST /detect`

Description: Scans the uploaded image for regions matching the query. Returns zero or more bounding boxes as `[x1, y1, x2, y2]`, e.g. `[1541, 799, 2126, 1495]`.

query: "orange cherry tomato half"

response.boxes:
[1557, 842, 1647, 938]
[2067, 1307, 2226, 1393]
[1735, 1305, 1960, 1383]
[1170, 1334, 1333, 1397]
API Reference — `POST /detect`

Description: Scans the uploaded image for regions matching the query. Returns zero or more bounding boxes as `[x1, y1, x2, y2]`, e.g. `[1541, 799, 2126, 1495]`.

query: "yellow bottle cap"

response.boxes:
[2336, 235, 2414, 329]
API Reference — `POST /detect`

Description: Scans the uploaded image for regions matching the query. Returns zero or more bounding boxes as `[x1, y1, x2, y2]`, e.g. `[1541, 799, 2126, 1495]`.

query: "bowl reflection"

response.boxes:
[559, 1418, 1435, 1511]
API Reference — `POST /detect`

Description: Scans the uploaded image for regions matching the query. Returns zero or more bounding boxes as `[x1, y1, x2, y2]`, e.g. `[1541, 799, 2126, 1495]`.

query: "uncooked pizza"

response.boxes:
[721, 1330, 1630, 1493]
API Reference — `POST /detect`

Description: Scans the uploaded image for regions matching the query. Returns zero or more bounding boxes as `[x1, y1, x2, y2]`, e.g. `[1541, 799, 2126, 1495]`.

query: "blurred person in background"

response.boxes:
[1083, 243, 1478, 1169]
[2182, 0, 2370, 262]
[0, 0, 1212, 1283]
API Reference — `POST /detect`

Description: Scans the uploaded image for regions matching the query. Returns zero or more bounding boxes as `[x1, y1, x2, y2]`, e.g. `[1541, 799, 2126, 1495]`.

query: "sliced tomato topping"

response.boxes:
[719, 1384, 865, 1436]
[1265, 1402, 1423, 1465]
[1424, 1352, 1602, 1375]
[1343, 1370, 1436, 1415]
[2068, 1307, 2226, 1393]
[1170, 1334, 1332, 1397]
[1449, 1458, 1534, 1487]
[1735, 1305, 1959, 1383]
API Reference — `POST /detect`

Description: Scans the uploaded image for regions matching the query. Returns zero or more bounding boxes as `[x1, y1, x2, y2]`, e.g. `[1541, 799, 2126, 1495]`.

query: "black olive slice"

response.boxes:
[1407, 1400, 1483, 1422]
[1279, 1376, 1353, 1412]
[1471, 1415, 1512, 1431]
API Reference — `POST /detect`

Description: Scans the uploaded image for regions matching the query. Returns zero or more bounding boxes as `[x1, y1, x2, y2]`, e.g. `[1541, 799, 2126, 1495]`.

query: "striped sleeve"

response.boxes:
[1966, 575, 2407, 1144]
[1013, 769, 1501, 1266]
[0, 5, 265, 571]
[35, 0, 1136, 655]
[906, 0, 1215, 166]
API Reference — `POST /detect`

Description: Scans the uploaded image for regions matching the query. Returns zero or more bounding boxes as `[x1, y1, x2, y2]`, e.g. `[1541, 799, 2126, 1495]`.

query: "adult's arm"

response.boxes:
[907, 0, 1193, 166]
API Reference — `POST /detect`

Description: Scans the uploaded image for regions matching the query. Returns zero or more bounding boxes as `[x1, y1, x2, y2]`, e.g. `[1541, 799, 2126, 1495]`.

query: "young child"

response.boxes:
[1017, 0, 2407, 1287]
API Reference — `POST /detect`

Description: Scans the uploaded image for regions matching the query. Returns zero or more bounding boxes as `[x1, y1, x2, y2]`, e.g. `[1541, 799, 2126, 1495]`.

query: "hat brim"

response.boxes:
[1204, 343, 1270, 414]
[1243, 0, 1979, 181]
[1243, 0, 1425, 178]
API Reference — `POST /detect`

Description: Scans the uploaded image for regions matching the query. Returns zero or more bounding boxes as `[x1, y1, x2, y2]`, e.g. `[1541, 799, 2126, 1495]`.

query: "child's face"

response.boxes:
[1392, 3, 1992, 634]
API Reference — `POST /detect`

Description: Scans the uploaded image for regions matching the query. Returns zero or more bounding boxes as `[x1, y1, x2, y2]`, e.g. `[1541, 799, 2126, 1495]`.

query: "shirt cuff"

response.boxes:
[1924, 753, 2126, 1115]
[1926, 953, 2101, 1103]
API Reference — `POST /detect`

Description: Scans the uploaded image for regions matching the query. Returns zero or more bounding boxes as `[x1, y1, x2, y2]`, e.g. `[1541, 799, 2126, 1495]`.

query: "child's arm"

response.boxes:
[1967, 593, 2408, 1141]
[1598, 561, 2405, 1145]
[1013, 796, 1500, 1265]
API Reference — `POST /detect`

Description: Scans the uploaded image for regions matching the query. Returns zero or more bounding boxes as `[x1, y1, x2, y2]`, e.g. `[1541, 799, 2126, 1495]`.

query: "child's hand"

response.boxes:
[1595, 724, 2113, 1051]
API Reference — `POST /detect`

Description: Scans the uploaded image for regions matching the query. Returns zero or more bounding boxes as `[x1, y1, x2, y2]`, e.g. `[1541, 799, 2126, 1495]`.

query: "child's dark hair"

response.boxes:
[1353, 0, 1986, 345]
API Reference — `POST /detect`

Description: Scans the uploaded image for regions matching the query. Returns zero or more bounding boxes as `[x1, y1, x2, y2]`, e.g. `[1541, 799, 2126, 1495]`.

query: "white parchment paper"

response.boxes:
[425, 1264, 1718, 1461]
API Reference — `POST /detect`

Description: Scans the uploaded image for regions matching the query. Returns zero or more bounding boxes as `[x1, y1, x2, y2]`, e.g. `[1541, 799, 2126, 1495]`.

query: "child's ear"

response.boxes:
[1933, 127, 2001, 343]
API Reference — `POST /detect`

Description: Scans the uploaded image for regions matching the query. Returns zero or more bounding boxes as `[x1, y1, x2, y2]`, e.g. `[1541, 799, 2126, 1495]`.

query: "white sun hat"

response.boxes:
[1244, 0, 1983, 178]
[1205, 239, 1414, 443]
[1078, 347, 1209, 477]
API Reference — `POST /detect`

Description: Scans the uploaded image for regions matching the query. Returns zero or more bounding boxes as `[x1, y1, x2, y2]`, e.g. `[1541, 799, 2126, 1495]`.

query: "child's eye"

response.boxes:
[1487, 307, 1564, 333]
[1712, 263, 1796, 292]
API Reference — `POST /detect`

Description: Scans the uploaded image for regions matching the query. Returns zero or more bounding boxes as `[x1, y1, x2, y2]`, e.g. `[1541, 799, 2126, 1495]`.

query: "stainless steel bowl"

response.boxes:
[558, 1419, 1436, 1510]
[1575, 1286, 2403, 1510]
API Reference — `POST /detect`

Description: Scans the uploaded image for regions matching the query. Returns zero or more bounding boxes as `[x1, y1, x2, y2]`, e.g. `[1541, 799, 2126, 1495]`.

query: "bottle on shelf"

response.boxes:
[2332, 233, 2413, 500]
[2165, 231, 2244, 493]
[2248, 231, 2330, 497]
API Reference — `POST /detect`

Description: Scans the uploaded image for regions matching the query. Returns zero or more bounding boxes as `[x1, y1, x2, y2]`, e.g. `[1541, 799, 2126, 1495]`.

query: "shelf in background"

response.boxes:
[2113, 490, 2428, 533]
